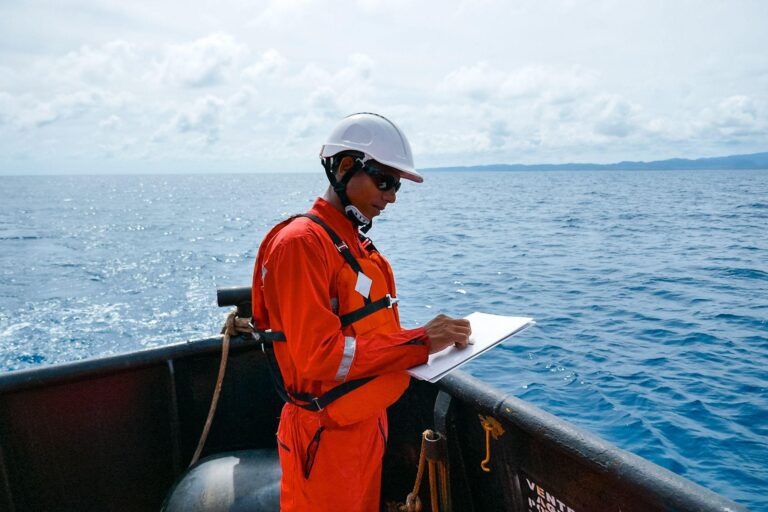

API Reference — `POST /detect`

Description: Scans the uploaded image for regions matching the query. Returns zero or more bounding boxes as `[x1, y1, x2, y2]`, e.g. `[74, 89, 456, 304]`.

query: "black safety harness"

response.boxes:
[253, 213, 400, 412]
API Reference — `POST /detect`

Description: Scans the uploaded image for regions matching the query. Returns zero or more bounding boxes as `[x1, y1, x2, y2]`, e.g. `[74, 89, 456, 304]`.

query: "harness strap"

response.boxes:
[302, 213, 364, 275]
[261, 341, 297, 406]
[251, 330, 286, 343]
[287, 376, 377, 412]
[257, 321, 383, 412]
[260, 291, 395, 341]
[257, 213, 397, 413]
[339, 294, 398, 326]
[260, 336, 376, 412]
[359, 233, 379, 253]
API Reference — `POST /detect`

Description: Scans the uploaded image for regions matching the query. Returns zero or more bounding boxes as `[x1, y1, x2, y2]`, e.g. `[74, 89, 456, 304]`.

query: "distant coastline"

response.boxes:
[424, 151, 768, 172]
[4, 151, 768, 177]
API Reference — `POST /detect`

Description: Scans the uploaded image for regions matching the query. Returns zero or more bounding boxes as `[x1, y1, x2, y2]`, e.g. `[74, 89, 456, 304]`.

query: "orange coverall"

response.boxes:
[252, 197, 430, 511]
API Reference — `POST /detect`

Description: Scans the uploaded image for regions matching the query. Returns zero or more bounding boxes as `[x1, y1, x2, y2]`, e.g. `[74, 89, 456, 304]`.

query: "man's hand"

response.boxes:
[424, 314, 472, 354]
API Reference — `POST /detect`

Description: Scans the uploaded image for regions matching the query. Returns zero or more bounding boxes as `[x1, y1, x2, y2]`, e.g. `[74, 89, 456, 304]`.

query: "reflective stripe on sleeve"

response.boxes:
[335, 336, 356, 381]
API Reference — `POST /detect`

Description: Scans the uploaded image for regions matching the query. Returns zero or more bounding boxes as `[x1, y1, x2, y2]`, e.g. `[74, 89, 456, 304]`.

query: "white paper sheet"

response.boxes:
[407, 312, 535, 383]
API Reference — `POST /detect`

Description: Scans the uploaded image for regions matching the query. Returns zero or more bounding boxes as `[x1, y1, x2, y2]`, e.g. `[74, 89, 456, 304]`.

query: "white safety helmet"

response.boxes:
[320, 113, 423, 183]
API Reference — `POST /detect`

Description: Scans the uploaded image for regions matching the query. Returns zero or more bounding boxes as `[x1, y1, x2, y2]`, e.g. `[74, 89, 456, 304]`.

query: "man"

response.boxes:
[251, 113, 471, 511]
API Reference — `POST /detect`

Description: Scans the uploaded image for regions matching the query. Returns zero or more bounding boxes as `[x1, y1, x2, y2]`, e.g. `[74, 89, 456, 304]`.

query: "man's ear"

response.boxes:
[336, 156, 355, 180]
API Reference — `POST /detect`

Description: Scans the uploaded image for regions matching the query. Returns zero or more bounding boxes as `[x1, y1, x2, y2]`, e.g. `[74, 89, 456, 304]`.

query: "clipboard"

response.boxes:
[407, 312, 535, 383]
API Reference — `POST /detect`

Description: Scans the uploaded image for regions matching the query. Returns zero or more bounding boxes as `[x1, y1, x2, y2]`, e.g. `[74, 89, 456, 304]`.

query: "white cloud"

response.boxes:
[439, 62, 499, 102]
[425, 65, 632, 159]
[674, 94, 768, 146]
[99, 115, 123, 130]
[17, 89, 127, 128]
[307, 87, 341, 115]
[227, 86, 258, 113]
[159, 32, 247, 88]
[249, 0, 313, 28]
[283, 54, 380, 140]
[51, 41, 139, 87]
[439, 63, 596, 103]
[0, 91, 13, 125]
[291, 53, 375, 93]
[172, 95, 226, 144]
[242, 49, 287, 81]
[710, 95, 762, 137]
[341, 53, 375, 82]
[487, 119, 511, 149]
[289, 110, 330, 140]
[590, 95, 642, 138]
[98, 137, 138, 159]
[355, 0, 412, 12]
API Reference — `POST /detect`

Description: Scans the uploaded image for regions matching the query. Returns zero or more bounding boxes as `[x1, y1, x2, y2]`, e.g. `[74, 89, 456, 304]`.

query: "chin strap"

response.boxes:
[323, 156, 373, 232]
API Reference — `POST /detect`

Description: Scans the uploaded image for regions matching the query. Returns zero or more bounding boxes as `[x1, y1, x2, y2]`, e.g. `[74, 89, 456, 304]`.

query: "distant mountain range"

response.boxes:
[425, 151, 768, 172]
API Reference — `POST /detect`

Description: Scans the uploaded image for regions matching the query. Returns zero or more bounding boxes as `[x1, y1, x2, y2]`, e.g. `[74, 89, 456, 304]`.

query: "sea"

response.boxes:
[1, 170, 766, 510]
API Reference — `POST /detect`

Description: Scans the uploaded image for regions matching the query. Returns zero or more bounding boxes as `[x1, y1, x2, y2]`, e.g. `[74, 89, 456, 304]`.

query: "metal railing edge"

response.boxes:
[436, 370, 748, 512]
[0, 335, 256, 393]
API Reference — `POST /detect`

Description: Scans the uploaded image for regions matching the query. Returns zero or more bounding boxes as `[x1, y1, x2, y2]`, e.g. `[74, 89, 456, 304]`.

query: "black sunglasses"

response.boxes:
[362, 163, 401, 192]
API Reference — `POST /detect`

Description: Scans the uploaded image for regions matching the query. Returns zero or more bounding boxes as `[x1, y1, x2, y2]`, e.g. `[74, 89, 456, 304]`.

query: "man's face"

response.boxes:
[338, 157, 400, 220]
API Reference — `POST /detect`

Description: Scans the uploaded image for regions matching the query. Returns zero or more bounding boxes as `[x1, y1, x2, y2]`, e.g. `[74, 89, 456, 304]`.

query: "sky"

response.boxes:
[1, 0, 767, 175]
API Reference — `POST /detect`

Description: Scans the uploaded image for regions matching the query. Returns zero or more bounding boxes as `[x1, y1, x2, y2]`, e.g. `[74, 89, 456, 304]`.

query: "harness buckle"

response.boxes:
[335, 241, 348, 253]
[254, 330, 270, 355]
[312, 397, 324, 412]
[386, 294, 399, 308]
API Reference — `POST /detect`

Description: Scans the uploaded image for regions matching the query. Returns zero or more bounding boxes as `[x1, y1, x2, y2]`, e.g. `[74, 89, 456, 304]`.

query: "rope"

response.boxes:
[428, 457, 439, 511]
[188, 309, 244, 467]
[402, 431, 428, 511]
[438, 463, 449, 511]
[399, 429, 451, 512]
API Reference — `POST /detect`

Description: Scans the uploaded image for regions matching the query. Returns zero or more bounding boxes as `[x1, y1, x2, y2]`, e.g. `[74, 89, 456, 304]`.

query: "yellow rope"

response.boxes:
[438, 462, 450, 511]
[428, 458, 439, 512]
[188, 310, 236, 467]
[402, 430, 428, 511]
[399, 429, 451, 512]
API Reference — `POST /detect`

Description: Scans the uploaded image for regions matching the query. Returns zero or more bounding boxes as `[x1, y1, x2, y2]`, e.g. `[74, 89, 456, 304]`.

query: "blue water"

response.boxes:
[1, 170, 767, 509]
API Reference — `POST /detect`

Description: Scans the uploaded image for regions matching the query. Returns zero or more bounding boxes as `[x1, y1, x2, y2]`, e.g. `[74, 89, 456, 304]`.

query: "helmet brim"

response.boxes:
[392, 167, 424, 184]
